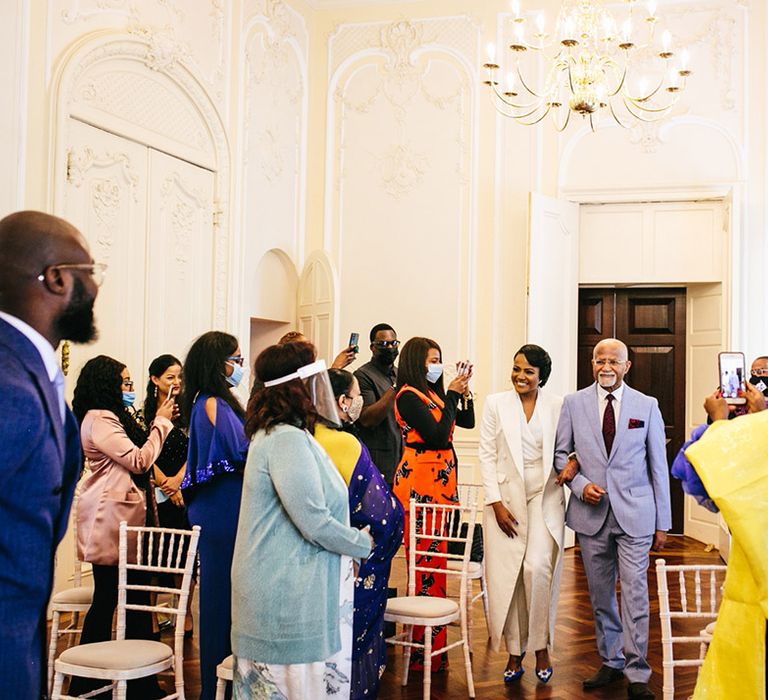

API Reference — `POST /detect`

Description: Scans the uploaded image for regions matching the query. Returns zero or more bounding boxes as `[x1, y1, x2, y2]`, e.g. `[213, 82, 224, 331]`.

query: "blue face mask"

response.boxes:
[426, 363, 444, 384]
[226, 362, 244, 388]
[122, 391, 136, 407]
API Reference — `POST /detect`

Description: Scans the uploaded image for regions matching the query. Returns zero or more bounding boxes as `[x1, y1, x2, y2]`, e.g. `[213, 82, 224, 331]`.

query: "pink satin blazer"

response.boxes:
[77, 410, 173, 565]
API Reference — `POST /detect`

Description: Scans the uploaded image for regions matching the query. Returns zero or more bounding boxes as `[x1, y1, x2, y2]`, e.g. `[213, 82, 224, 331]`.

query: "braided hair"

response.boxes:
[72, 355, 148, 447]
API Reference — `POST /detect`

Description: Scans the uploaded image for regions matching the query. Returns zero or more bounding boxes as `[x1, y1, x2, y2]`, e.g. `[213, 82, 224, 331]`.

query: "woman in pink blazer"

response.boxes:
[69, 355, 175, 699]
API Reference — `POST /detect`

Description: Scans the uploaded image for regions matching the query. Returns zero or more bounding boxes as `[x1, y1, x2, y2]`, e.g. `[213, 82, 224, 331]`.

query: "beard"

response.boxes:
[55, 276, 98, 343]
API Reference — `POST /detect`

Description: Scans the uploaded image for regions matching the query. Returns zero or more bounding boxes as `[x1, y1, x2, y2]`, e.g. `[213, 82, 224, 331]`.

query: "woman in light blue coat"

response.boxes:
[231, 341, 372, 699]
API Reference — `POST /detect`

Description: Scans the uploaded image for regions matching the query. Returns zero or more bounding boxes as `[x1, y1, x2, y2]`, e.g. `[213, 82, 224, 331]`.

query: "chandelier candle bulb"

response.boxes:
[511, 0, 521, 19]
[486, 42, 496, 61]
[646, 0, 657, 19]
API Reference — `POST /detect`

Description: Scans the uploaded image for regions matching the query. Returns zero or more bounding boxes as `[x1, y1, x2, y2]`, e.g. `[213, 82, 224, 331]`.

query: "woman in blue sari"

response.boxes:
[314, 368, 405, 700]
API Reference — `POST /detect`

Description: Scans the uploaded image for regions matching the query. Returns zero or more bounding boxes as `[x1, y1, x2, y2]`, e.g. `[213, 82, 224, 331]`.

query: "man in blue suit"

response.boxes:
[555, 338, 671, 700]
[0, 211, 101, 699]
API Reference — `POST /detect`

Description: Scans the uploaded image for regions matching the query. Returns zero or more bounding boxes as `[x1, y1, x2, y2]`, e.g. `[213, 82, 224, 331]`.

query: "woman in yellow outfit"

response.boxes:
[673, 385, 767, 699]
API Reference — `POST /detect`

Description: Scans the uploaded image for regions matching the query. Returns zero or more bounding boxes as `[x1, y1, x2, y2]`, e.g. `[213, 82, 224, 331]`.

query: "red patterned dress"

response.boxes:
[392, 384, 474, 670]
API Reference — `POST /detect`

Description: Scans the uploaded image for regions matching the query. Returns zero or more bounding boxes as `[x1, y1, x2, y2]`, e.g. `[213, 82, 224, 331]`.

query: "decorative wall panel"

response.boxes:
[327, 16, 480, 360]
[240, 0, 308, 271]
[50, 0, 230, 107]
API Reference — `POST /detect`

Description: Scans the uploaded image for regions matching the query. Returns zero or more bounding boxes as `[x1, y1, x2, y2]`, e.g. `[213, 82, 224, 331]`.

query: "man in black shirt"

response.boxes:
[354, 323, 402, 486]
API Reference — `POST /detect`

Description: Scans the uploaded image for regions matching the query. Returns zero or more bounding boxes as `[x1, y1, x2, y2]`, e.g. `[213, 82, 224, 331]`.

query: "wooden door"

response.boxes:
[578, 288, 687, 534]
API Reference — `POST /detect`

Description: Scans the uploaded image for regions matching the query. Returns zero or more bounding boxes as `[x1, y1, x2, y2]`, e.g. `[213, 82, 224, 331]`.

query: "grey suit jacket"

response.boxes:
[554, 382, 671, 537]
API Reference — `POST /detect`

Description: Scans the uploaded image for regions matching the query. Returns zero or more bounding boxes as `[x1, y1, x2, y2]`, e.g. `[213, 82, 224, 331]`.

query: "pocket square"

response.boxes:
[628, 418, 644, 429]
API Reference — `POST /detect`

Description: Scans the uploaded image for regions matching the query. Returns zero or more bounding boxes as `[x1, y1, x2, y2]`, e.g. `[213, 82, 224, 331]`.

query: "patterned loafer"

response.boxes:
[536, 666, 553, 683]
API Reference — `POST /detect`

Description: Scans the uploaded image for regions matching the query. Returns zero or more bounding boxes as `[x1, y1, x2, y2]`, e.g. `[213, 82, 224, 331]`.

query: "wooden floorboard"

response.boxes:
[51, 535, 721, 699]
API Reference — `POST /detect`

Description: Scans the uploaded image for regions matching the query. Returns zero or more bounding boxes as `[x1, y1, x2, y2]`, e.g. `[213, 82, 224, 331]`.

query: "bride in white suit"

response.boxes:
[479, 344, 565, 685]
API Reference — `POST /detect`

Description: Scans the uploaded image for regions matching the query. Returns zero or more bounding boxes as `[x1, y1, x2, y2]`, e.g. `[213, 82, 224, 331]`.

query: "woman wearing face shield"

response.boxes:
[392, 336, 475, 671]
[179, 331, 249, 700]
[232, 342, 373, 699]
[313, 368, 405, 700]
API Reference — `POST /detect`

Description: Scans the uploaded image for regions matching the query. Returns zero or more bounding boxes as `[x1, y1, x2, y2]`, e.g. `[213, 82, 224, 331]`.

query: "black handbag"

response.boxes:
[447, 522, 484, 563]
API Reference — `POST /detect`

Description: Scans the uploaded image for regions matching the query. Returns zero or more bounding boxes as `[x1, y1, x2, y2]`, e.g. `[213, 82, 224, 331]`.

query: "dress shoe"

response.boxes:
[583, 664, 625, 689]
[535, 666, 553, 683]
[627, 682, 655, 699]
[503, 652, 525, 683]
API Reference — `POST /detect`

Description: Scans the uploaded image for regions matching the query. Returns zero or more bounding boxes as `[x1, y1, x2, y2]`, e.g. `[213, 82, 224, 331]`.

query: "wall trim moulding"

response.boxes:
[324, 15, 481, 357]
[49, 29, 233, 327]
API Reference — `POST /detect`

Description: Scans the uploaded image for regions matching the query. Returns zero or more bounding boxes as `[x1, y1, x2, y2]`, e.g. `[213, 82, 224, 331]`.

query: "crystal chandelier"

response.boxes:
[482, 0, 692, 131]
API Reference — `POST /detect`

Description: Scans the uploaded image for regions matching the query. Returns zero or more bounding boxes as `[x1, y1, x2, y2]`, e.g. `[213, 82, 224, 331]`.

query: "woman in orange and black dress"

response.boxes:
[392, 336, 474, 670]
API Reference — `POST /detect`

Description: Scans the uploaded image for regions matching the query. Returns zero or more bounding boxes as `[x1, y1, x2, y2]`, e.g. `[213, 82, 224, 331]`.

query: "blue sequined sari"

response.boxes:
[347, 444, 405, 699]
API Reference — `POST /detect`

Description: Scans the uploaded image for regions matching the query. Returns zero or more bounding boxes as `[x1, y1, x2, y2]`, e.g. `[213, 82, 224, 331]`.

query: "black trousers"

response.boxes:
[67, 565, 162, 698]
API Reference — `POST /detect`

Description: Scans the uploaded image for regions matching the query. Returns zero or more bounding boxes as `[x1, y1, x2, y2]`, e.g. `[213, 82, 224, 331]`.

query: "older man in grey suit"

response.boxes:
[555, 338, 671, 700]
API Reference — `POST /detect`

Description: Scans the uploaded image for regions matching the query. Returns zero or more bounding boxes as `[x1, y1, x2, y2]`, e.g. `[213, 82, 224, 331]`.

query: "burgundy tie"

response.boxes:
[603, 393, 616, 456]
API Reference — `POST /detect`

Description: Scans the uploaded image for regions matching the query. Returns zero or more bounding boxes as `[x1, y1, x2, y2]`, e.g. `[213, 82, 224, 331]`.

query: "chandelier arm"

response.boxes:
[516, 63, 547, 100]
[609, 100, 634, 129]
[623, 94, 678, 114]
[622, 97, 673, 123]
[490, 96, 549, 122]
[625, 75, 666, 103]
[501, 98, 551, 121]
[607, 63, 627, 98]
[490, 82, 548, 111]
[552, 107, 571, 132]
[516, 103, 554, 126]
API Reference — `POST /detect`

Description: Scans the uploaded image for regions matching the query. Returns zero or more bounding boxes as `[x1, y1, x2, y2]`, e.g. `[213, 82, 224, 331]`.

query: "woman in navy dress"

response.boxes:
[314, 368, 405, 699]
[180, 331, 249, 700]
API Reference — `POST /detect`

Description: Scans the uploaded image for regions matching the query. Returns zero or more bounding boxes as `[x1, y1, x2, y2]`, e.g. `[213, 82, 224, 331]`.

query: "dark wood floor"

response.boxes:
[52, 535, 721, 699]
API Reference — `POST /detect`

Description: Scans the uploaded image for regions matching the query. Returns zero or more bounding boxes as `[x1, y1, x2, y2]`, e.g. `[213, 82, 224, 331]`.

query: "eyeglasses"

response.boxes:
[38, 262, 108, 287]
[593, 359, 626, 368]
[122, 380, 134, 389]
[373, 340, 400, 349]
[752, 368, 768, 377]
[227, 355, 245, 366]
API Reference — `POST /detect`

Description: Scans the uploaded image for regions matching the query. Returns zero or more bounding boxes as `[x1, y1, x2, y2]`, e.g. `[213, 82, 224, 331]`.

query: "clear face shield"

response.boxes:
[263, 359, 340, 427]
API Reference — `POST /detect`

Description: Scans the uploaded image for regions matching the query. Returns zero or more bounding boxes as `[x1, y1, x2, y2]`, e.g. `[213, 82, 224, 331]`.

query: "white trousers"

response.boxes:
[502, 492, 558, 655]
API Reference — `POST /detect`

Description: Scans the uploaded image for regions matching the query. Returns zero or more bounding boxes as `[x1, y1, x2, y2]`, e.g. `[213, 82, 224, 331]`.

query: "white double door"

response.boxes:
[62, 119, 216, 391]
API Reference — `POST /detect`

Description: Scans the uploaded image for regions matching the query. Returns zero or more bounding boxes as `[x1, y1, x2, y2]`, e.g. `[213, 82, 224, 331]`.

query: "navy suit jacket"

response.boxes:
[0, 317, 81, 699]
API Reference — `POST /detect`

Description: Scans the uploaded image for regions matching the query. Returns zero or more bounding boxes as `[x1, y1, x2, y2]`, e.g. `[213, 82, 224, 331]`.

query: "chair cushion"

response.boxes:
[52, 586, 93, 606]
[217, 654, 234, 681]
[58, 640, 172, 670]
[386, 596, 458, 619]
[447, 560, 482, 577]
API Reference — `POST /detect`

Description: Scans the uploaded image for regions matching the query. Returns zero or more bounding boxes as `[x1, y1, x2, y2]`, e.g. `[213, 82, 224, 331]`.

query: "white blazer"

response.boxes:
[478, 388, 566, 652]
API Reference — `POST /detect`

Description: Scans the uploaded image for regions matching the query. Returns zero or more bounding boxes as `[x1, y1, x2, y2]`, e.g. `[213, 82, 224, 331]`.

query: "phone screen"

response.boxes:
[719, 352, 746, 404]
[349, 332, 359, 352]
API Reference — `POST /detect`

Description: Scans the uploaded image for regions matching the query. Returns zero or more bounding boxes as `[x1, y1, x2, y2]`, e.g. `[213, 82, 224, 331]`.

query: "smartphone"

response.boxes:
[348, 332, 359, 353]
[718, 352, 746, 404]
[167, 384, 178, 401]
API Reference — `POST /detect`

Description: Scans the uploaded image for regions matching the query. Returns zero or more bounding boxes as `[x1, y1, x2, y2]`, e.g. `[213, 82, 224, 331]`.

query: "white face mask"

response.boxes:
[426, 363, 444, 384]
[344, 395, 364, 422]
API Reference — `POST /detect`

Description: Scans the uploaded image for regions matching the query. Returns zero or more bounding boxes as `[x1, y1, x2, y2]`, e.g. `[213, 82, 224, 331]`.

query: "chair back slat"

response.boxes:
[655, 558, 728, 700]
[407, 497, 478, 602]
[116, 523, 200, 636]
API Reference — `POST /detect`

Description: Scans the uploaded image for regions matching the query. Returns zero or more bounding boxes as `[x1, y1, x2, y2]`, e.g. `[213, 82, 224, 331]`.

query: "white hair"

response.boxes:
[593, 338, 628, 362]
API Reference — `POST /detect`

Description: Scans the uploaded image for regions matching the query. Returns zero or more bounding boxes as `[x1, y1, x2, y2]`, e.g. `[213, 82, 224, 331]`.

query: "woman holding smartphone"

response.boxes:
[70, 355, 175, 698]
[392, 336, 474, 671]
[142, 353, 194, 637]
